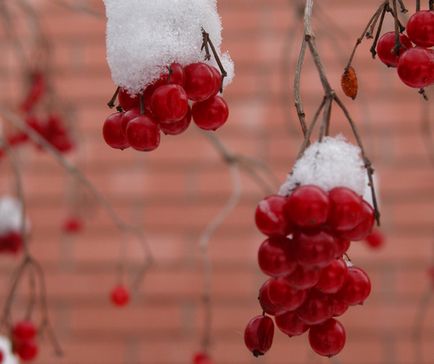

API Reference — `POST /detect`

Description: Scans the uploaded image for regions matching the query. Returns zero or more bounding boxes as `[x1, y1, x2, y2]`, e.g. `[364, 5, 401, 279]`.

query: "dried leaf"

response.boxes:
[341, 66, 358, 100]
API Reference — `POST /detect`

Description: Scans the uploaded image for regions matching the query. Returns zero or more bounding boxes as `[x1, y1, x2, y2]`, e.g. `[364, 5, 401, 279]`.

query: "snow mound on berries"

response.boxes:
[0, 336, 18, 364]
[0, 197, 24, 235]
[279, 136, 366, 196]
[104, 0, 234, 95]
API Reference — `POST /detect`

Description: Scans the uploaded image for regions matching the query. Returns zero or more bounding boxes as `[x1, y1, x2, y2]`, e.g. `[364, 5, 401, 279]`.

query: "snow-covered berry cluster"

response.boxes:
[377, 10, 433, 89]
[245, 137, 376, 358]
[102, 0, 234, 152]
[10, 321, 38, 362]
[0, 197, 26, 256]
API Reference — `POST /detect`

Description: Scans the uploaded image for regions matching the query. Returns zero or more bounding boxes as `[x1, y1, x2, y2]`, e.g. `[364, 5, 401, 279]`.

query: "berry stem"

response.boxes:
[201, 28, 227, 91]
[430, 0, 434, 11]
[416, 0, 421, 11]
[139, 94, 145, 115]
[391, 0, 402, 56]
[107, 86, 120, 108]
[397, 0, 408, 12]
[369, 3, 388, 59]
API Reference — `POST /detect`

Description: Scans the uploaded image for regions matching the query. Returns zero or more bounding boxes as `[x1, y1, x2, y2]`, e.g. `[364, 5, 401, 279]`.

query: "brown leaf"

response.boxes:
[341, 66, 358, 100]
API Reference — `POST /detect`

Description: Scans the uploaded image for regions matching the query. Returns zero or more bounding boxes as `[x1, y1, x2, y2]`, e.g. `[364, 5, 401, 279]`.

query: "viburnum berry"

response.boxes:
[406, 10, 434, 48]
[295, 231, 337, 268]
[62, 217, 83, 234]
[151, 84, 189, 123]
[330, 295, 349, 317]
[334, 238, 350, 258]
[275, 311, 310, 337]
[337, 266, 371, 305]
[167, 63, 185, 86]
[244, 315, 274, 357]
[126, 115, 161, 152]
[103, 112, 130, 150]
[16, 341, 38, 361]
[184, 63, 218, 101]
[192, 95, 229, 131]
[160, 108, 191, 136]
[118, 89, 140, 111]
[365, 229, 385, 249]
[110, 285, 130, 307]
[210, 66, 222, 95]
[397, 47, 434, 88]
[377, 32, 413, 67]
[257, 237, 297, 277]
[285, 185, 329, 229]
[192, 352, 213, 364]
[296, 290, 333, 325]
[315, 258, 348, 294]
[121, 108, 141, 135]
[255, 195, 292, 237]
[0, 231, 23, 254]
[328, 187, 363, 232]
[339, 201, 375, 241]
[12, 321, 37, 342]
[308, 318, 346, 357]
[287, 265, 321, 290]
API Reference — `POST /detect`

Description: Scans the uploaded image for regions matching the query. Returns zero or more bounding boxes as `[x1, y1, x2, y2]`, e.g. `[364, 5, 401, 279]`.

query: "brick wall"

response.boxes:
[1, 0, 434, 363]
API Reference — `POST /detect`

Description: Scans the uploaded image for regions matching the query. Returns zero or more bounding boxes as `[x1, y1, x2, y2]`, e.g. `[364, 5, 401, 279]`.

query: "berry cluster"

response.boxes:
[245, 185, 375, 358]
[376, 10, 433, 89]
[103, 62, 229, 152]
[11, 320, 39, 361]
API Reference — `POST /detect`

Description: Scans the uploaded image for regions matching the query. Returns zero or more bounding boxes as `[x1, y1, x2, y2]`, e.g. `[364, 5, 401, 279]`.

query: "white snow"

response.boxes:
[279, 136, 366, 196]
[104, 0, 234, 95]
[0, 196, 24, 235]
[0, 336, 18, 364]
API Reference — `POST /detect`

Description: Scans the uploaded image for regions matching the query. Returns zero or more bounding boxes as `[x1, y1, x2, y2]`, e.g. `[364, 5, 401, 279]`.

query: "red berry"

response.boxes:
[397, 47, 434, 88]
[209, 66, 222, 95]
[406, 10, 434, 48]
[258, 237, 297, 277]
[0, 350, 3, 363]
[330, 295, 349, 317]
[193, 352, 213, 364]
[365, 229, 385, 249]
[244, 315, 274, 357]
[184, 63, 217, 101]
[308, 318, 346, 357]
[328, 187, 363, 231]
[287, 265, 321, 290]
[167, 63, 185, 86]
[62, 217, 83, 234]
[121, 108, 140, 135]
[316, 259, 348, 294]
[16, 340, 38, 361]
[295, 231, 337, 268]
[118, 89, 140, 111]
[377, 32, 413, 67]
[285, 185, 329, 229]
[334, 238, 350, 258]
[339, 201, 375, 241]
[126, 115, 160, 152]
[142, 77, 169, 113]
[151, 84, 189, 123]
[275, 311, 310, 337]
[337, 266, 371, 305]
[255, 195, 292, 237]
[110, 285, 130, 307]
[296, 290, 333, 325]
[12, 321, 37, 341]
[103, 112, 130, 150]
[192, 95, 229, 131]
[160, 108, 191, 135]
[0, 231, 23, 254]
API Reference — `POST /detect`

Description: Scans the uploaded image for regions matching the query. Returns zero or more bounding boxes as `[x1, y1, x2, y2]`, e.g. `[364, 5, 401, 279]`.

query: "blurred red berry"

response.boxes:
[110, 285, 130, 307]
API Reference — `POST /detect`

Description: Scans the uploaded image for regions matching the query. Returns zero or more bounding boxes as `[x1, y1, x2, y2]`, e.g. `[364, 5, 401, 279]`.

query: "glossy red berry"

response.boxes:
[339, 201, 375, 241]
[192, 96, 229, 131]
[295, 231, 337, 268]
[334, 238, 350, 258]
[62, 217, 83, 234]
[397, 47, 434, 88]
[287, 265, 321, 290]
[160, 108, 191, 135]
[167, 63, 185, 86]
[255, 195, 291, 237]
[406, 10, 434, 48]
[126, 115, 160, 152]
[110, 285, 130, 307]
[328, 187, 363, 231]
[377, 32, 413, 67]
[209, 66, 222, 95]
[316, 259, 348, 294]
[16, 340, 38, 361]
[184, 63, 217, 101]
[330, 295, 349, 317]
[121, 108, 141, 135]
[244, 315, 274, 357]
[275, 311, 310, 337]
[151, 84, 189, 123]
[261, 278, 307, 314]
[308, 318, 346, 357]
[296, 290, 333, 325]
[337, 266, 371, 305]
[365, 229, 385, 249]
[285, 185, 329, 229]
[103, 112, 130, 150]
[118, 89, 140, 111]
[258, 237, 297, 277]
[12, 321, 37, 342]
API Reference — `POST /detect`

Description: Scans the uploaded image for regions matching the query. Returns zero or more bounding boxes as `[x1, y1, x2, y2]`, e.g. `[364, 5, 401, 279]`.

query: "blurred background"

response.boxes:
[0, 0, 434, 363]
